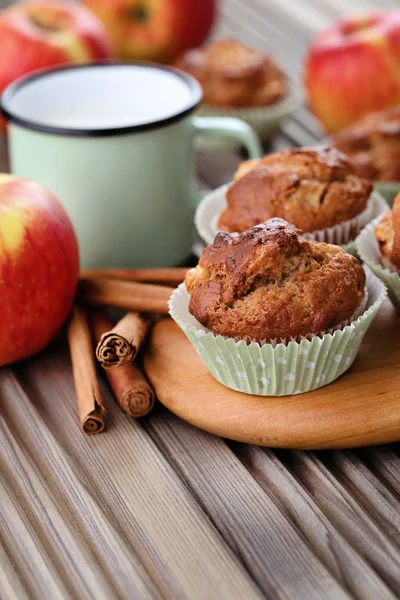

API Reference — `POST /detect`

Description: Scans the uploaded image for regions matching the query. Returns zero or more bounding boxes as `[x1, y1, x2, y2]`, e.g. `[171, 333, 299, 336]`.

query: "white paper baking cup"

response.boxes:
[356, 214, 400, 312]
[373, 181, 400, 206]
[194, 84, 303, 152]
[169, 269, 386, 396]
[195, 186, 388, 247]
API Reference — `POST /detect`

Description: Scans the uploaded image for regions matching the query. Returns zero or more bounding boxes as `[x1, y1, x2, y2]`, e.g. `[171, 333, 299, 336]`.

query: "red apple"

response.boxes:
[0, 0, 112, 100]
[82, 0, 216, 62]
[0, 174, 79, 366]
[305, 11, 400, 133]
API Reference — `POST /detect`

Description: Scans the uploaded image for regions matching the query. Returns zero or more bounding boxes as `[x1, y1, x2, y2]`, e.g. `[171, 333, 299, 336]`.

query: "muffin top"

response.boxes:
[375, 192, 400, 269]
[218, 147, 372, 234]
[186, 218, 365, 342]
[173, 38, 287, 108]
[333, 106, 400, 182]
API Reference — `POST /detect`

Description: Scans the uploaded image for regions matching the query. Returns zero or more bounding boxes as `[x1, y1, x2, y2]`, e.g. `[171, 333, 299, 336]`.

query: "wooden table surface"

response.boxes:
[2, 1, 400, 599]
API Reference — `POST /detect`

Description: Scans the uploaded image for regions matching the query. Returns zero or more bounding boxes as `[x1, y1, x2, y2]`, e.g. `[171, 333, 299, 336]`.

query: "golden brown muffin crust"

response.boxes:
[186, 219, 365, 341]
[173, 38, 287, 108]
[333, 106, 400, 181]
[218, 147, 372, 234]
[375, 193, 400, 269]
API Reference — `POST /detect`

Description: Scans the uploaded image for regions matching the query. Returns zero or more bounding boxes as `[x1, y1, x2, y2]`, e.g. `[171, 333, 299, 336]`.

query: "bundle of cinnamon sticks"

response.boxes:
[67, 267, 188, 435]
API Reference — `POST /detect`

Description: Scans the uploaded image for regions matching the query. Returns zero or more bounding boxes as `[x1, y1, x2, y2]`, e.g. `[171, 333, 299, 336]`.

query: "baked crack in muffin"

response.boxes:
[218, 147, 372, 234]
[333, 106, 400, 182]
[186, 218, 365, 342]
[173, 38, 287, 108]
[375, 192, 400, 270]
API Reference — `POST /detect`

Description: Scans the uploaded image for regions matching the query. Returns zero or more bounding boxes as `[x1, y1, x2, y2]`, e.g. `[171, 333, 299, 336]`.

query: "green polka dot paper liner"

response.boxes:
[194, 85, 303, 152]
[356, 215, 400, 312]
[169, 269, 386, 396]
[196, 186, 388, 247]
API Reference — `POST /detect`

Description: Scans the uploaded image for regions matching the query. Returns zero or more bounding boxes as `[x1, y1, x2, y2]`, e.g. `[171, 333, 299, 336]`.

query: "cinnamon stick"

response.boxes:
[81, 267, 188, 287]
[91, 311, 155, 418]
[78, 278, 173, 314]
[67, 305, 106, 434]
[96, 311, 150, 368]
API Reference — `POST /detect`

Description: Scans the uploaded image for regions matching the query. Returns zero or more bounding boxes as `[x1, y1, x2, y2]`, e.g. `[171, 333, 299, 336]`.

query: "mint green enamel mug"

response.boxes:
[1, 62, 262, 268]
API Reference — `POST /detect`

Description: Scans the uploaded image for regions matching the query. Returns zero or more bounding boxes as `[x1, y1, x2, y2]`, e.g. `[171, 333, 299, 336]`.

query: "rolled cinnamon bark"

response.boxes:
[96, 311, 150, 368]
[81, 267, 188, 287]
[67, 306, 106, 434]
[79, 278, 173, 314]
[105, 362, 155, 418]
[91, 311, 155, 418]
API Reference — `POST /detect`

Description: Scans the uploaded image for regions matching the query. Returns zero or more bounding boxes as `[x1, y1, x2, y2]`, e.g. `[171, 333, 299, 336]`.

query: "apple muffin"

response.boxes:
[333, 106, 400, 182]
[218, 147, 372, 234]
[185, 218, 365, 342]
[173, 38, 287, 108]
[375, 192, 400, 270]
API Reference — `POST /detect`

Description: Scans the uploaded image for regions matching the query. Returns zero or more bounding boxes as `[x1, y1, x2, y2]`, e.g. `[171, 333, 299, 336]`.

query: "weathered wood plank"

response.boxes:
[0, 534, 31, 600]
[287, 451, 400, 594]
[146, 412, 351, 600]
[0, 374, 163, 600]
[236, 445, 395, 600]
[323, 450, 400, 546]
[359, 447, 400, 498]
[9, 354, 262, 600]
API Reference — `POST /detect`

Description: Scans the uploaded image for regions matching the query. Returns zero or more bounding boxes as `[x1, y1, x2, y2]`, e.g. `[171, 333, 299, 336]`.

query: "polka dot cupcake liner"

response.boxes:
[168, 269, 386, 397]
[356, 215, 400, 312]
[195, 187, 388, 248]
[194, 85, 303, 152]
[373, 182, 400, 207]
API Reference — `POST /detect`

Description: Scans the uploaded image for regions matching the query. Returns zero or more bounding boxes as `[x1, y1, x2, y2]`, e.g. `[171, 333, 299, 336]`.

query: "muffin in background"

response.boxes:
[332, 106, 400, 182]
[171, 219, 386, 396]
[173, 38, 287, 108]
[218, 147, 372, 237]
[375, 193, 400, 271]
[173, 38, 300, 150]
[186, 218, 365, 342]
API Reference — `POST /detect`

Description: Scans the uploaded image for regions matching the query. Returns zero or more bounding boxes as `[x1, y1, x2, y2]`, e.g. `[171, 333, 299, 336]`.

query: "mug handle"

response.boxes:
[192, 116, 263, 160]
[191, 116, 263, 208]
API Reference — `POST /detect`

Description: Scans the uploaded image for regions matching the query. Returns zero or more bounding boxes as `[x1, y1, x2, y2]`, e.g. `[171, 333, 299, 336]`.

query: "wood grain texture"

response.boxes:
[237, 445, 396, 599]
[287, 451, 400, 593]
[145, 301, 400, 450]
[1, 0, 400, 598]
[146, 413, 351, 599]
[1, 353, 262, 600]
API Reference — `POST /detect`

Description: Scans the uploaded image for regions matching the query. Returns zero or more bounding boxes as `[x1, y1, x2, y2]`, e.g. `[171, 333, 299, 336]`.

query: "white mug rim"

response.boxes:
[1, 60, 203, 137]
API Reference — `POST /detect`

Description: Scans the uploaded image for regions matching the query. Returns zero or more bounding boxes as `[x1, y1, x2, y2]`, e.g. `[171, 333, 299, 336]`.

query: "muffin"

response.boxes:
[356, 196, 400, 312]
[171, 219, 386, 396]
[173, 38, 287, 108]
[218, 147, 372, 236]
[186, 219, 365, 342]
[375, 192, 400, 270]
[333, 106, 400, 182]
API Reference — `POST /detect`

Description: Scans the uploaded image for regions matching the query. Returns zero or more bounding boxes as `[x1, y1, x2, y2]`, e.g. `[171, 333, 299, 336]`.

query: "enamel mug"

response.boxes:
[1, 62, 262, 268]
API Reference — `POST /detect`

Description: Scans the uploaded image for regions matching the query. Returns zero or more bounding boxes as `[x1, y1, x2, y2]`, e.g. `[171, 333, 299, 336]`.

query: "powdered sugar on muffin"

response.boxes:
[218, 147, 372, 234]
[186, 218, 365, 342]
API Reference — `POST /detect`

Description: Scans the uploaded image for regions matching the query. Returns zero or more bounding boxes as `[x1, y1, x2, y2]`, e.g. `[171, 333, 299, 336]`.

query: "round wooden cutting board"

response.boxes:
[144, 301, 400, 450]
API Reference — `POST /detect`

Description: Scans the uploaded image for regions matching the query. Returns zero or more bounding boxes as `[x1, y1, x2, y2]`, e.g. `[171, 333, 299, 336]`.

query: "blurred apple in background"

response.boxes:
[0, 0, 111, 122]
[0, 175, 79, 366]
[305, 11, 400, 133]
[82, 0, 217, 62]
